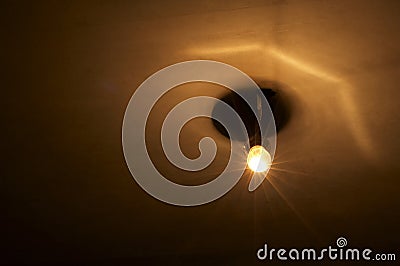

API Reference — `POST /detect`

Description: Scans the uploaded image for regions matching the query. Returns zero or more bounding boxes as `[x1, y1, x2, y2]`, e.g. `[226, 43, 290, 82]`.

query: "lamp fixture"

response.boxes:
[247, 145, 272, 173]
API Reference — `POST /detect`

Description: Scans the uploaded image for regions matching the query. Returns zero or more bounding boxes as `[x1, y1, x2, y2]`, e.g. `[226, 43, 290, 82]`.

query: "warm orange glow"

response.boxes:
[247, 145, 271, 172]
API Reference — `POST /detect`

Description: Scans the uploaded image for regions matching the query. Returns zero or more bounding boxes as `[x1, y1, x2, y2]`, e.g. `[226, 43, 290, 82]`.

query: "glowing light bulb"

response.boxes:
[247, 145, 272, 172]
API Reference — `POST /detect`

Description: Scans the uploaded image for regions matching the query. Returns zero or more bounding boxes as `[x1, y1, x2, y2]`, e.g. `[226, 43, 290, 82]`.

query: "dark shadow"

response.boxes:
[212, 82, 291, 146]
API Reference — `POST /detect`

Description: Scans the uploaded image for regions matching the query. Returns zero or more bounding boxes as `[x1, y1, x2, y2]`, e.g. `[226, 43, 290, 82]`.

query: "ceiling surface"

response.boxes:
[2, 0, 400, 265]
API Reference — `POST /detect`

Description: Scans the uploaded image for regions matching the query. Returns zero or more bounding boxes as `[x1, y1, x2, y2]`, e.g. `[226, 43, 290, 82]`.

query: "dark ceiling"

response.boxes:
[2, 1, 400, 265]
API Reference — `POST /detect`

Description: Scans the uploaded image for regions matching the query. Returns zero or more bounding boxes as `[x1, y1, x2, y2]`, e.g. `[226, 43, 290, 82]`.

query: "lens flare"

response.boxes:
[247, 145, 272, 172]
